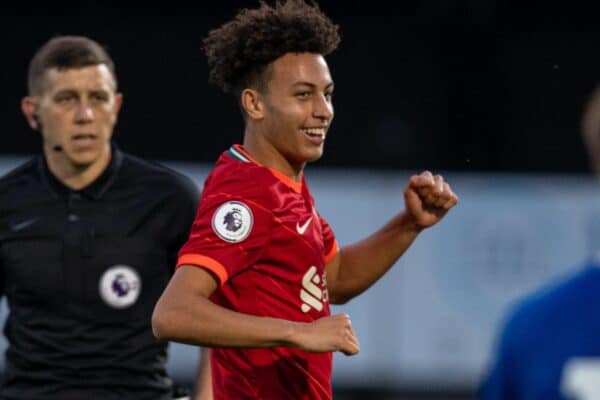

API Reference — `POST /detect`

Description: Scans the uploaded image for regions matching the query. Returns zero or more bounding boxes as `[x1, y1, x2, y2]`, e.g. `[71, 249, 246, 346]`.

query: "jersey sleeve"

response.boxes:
[317, 212, 338, 264]
[177, 184, 273, 286]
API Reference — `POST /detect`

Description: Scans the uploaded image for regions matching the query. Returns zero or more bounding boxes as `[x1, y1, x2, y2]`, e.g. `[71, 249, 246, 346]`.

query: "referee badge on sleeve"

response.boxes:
[212, 201, 253, 243]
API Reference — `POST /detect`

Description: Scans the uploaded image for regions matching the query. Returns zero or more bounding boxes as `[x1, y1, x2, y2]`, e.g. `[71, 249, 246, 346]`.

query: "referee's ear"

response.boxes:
[241, 88, 264, 121]
[22, 96, 41, 131]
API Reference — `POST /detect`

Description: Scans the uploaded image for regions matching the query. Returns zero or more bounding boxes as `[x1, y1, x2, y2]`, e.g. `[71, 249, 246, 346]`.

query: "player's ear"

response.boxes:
[241, 88, 264, 120]
[22, 96, 41, 131]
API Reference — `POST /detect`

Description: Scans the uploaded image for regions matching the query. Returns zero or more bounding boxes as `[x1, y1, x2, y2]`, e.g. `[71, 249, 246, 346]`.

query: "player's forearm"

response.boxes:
[152, 291, 301, 348]
[329, 211, 421, 303]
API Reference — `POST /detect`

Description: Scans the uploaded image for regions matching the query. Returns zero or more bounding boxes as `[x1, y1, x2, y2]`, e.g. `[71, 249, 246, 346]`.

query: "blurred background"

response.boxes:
[1, 1, 599, 399]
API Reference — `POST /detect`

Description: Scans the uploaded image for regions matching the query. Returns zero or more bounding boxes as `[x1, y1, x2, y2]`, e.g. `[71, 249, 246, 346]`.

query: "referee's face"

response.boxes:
[26, 64, 123, 171]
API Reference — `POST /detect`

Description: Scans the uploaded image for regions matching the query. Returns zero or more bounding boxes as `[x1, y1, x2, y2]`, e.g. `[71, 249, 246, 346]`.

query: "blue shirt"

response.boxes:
[479, 263, 600, 400]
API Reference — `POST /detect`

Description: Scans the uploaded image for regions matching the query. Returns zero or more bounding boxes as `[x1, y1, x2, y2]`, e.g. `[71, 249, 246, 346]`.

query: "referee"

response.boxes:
[0, 36, 201, 399]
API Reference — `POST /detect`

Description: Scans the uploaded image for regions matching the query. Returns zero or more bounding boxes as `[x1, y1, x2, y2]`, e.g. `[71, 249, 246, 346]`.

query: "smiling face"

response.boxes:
[243, 52, 334, 176]
[22, 64, 122, 174]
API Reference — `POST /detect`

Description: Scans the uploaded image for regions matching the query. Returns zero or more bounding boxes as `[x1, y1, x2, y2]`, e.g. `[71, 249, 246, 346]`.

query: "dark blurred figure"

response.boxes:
[479, 85, 600, 400]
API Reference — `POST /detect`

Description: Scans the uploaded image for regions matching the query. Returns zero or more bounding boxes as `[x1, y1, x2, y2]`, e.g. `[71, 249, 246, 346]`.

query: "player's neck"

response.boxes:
[242, 135, 304, 182]
[44, 145, 112, 191]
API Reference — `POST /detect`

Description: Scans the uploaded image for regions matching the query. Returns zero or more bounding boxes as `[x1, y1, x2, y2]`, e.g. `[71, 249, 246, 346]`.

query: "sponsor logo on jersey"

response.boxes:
[99, 265, 141, 308]
[296, 216, 313, 235]
[562, 357, 600, 398]
[301, 265, 328, 312]
[9, 217, 39, 232]
[212, 201, 253, 243]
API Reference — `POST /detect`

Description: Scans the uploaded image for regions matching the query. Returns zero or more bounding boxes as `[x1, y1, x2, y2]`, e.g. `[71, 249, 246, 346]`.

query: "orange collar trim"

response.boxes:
[229, 144, 302, 193]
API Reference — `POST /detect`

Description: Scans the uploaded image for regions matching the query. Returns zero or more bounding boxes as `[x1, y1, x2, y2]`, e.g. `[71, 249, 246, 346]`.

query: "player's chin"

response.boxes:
[301, 144, 325, 163]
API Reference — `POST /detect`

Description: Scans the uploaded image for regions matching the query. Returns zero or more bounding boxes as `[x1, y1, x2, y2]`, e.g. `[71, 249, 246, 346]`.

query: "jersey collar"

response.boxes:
[227, 144, 303, 193]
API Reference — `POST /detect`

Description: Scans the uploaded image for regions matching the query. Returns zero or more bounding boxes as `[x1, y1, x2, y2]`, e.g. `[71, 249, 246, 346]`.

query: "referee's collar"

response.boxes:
[38, 143, 124, 200]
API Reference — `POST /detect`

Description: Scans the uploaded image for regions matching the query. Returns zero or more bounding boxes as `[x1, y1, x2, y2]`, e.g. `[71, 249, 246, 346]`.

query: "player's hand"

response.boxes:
[293, 313, 359, 356]
[404, 170, 458, 229]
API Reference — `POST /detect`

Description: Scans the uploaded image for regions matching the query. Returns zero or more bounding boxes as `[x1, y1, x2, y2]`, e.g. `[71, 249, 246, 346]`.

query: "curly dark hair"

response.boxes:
[203, 0, 340, 96]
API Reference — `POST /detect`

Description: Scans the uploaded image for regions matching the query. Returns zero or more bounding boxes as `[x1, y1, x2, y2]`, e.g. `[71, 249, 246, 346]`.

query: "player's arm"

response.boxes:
[152, 265, 359, 355]
[326, 171, 458, 304]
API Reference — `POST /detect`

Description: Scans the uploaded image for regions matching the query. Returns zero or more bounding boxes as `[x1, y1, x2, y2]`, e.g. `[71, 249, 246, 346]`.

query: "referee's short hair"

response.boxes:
[27, 35, 117, 96]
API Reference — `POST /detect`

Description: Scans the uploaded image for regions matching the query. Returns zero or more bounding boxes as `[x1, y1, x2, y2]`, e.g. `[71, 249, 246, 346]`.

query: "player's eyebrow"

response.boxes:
[292, 81, 334, 90]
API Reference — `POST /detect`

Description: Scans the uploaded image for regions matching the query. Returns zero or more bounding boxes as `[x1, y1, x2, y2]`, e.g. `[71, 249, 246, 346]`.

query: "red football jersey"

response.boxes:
[178, 145, 339, 399]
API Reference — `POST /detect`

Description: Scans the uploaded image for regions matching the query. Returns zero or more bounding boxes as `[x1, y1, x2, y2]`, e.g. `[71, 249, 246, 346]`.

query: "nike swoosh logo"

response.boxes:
[10, 217, 39, 232]
[296, 217, 313, 235]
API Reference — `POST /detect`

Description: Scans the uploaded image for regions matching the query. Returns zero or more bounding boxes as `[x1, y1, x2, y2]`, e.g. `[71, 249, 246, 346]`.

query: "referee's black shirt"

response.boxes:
[0, 146, 199, 400]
